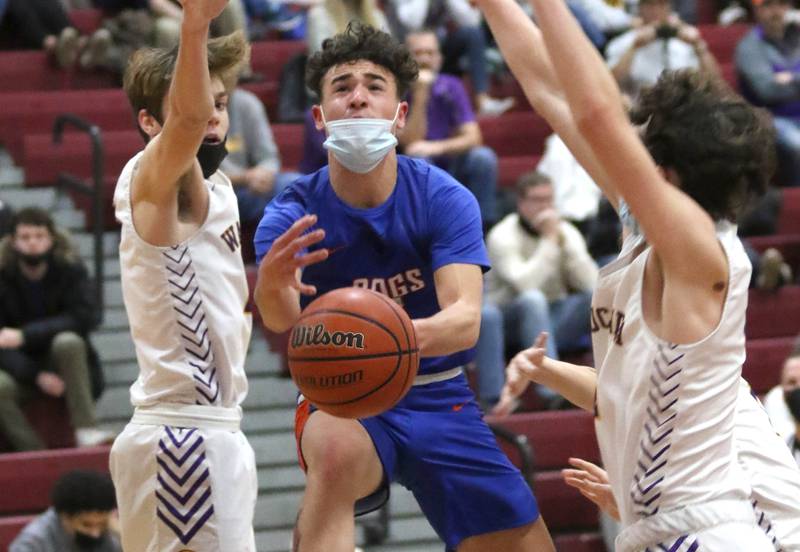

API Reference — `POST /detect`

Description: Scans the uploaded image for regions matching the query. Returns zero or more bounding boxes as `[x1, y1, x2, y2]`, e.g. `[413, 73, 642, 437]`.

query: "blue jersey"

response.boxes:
[254, 155, 490, 375]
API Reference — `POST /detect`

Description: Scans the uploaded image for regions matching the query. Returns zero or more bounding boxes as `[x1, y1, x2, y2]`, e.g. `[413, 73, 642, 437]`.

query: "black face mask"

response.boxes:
[18, 250, 51, 268]
[517, 214, 540, 237]
[197, 137, 228, 179]
[74, 531, 105, 550]
[785, 388, 800, 422]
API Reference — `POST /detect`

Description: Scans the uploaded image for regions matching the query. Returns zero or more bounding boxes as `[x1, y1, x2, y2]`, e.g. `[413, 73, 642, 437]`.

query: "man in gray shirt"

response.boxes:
[10, 470, 120, 552]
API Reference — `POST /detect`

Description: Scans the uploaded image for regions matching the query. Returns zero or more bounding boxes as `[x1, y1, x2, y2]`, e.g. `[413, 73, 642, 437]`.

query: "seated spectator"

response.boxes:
[0, 0, 91, 69]
[401, 29, 499, 228]
[479, 172, 598, 408]
[605, 0, 719, 96]
[10, 470, 121, 552]
[221, 87, 301, 225]
[384, 0, 515, 116]
[569, 0, 634, 34]
[0, 208, 110, 451]
[736, 0, 800, 187]
[536, 133, 602, 235]
[306, 0, 390, 53]
[764, 337, 800, 454]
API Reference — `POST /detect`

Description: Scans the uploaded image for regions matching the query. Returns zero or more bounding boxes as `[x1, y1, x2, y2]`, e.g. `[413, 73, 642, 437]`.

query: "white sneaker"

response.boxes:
[479, 96, 515, 117]
[75, 427, 115, 447]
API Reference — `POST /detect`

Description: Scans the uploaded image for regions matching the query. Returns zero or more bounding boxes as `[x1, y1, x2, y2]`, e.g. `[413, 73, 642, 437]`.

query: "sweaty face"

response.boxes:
[517, 184, 555, 224]
[639, 0, 672, 24]
[314, 60, 405, 126]
[13, 224, 53, 257]
[405, 32, 442, 73]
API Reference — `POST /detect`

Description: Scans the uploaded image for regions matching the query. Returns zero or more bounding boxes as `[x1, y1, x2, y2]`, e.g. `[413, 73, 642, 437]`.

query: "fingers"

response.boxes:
[273, 215, 319, 251]
[533, 331, 548, 350]
[568, 457, 609, 482]
[295, 248, 329, 268]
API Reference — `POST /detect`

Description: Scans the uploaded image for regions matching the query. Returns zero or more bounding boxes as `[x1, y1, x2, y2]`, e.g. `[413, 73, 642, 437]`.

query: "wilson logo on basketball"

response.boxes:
[291, 324, 366, 349]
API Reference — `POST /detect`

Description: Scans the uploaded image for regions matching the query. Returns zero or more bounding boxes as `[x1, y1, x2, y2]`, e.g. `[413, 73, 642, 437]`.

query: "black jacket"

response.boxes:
[0, 253, 104, 398]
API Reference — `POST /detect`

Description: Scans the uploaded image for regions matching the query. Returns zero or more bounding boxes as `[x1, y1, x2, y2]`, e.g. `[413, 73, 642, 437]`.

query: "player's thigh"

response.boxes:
[300, 409, 383, 497]
[457, 517, 555, 552]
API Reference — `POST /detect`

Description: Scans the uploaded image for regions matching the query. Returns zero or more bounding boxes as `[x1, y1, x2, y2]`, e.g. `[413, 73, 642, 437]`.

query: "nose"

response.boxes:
[348, 84, 369, 110]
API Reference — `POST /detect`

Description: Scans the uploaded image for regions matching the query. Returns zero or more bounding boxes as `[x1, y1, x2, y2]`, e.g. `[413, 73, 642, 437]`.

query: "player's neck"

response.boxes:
[328, 151, 398, 209]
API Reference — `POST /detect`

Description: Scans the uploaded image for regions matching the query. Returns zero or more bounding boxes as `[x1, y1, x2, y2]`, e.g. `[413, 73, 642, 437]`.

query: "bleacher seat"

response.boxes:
[743, 337, 796, 395]
[68, 8, 104, 36]
[746, 286, 800, 339]
[0, 50, 116, 92]
[479, 111, 552, 158]
[0, 515, 35, 551]
[698, 24, 750, 66]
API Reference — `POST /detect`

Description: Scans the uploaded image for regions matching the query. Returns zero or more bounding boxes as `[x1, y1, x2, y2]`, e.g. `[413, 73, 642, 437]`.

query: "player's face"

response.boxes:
[517, 183, 555, 224]
[140, 77, 229, 142]
[782, 357, 800, 392]
[406, 32, 442, 73]
[62, 510, 111, 539]
[639, 0, 671, 24]
[13, 224, 53, 257]
[314, 60, 407, 127]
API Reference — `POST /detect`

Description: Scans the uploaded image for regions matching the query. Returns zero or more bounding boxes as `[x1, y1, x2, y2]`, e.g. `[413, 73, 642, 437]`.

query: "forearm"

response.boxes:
[535, 357, 597, 411]
[610, 45, 636, 86]
[254, 285, 301, 333]
[435, 133, 479, 156]
[413, 299, 480, 357]
[169, 20, 213, 125]
[695, 42, 721, 78]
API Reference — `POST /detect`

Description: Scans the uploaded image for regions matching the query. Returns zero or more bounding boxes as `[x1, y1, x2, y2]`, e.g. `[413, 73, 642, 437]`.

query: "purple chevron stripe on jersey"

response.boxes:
[752, 499, 783, 550]
[631, 343, 685, 517]
[644, 535, 699, 552]
[157, 504, 215, 546]
[157, 425, 216, 546]
[162, 245, 221, 406]
[164, 426, 197, 447]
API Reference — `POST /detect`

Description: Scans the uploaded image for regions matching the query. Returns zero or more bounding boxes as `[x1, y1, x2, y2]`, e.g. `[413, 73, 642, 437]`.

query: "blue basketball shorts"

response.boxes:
[295, 373, 540, 550]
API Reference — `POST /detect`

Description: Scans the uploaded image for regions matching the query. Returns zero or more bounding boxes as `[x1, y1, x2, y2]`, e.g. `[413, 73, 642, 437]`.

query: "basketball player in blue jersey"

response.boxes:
[475, 0, 799, 550]
[253, 23, 555, 552]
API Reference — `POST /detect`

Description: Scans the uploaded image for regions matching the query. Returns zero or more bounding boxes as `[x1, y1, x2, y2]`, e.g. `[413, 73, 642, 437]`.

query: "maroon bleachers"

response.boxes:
[0, 446, 111, 515]
[777, 188, 800, 235]
[554, 532, 607, 552]
[746, 285, 800, 339]
[698, 23, 750, 66]
[0, 89, 130, 161]
[68, 8, 104, 36]
[0, 515, 35, 551]
[0, 50, 117, 92]
[479, 111, 552, 158]
[498, 155, 540, 188]
[743, 336, 795, 395]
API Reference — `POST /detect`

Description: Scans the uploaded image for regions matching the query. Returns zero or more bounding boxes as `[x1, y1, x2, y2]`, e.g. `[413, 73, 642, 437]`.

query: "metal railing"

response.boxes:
[52, 114, 105, 325]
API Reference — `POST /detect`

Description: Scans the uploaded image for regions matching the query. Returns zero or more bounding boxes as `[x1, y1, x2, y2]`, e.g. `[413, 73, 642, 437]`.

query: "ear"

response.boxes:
[311, 105, 326, 132]
[137, 109, 162, 139]
[394, 102, 409, 133]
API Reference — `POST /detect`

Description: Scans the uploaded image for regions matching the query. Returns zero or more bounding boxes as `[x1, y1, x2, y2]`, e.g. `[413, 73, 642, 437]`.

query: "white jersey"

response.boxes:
[592, 222, 751, 528]
[114, 152, 251, 408]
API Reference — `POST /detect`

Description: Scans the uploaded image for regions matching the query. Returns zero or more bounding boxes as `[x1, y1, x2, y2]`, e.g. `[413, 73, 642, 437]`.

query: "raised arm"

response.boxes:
[529, 0, 728, 338]
[474, 0, 619, 209]
[131, 0, 229, 245]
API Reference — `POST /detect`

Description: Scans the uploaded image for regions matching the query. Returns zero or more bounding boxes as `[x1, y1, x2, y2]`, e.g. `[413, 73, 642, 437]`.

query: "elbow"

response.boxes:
[574, 101, 618, 143]
[462, 306, 482, 349]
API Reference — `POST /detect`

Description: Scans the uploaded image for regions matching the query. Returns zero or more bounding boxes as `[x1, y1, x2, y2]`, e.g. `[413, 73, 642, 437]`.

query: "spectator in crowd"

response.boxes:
[536, 133, 602, 235]
[0, 208, 109, 451]
[306, 0, 390, 53]
[569, 0, 634, 34]
[736, 0, 800, 187]
[605, 0, 719, 96]
[764, 338, 800, 460]
[10, 470, 121, 552]
[383, 0, 515, 116]
[480, 172, 597, 408]
[0, 0, 96, 69]
[401, 29, 499, 228]
[221, 87, 301, 225]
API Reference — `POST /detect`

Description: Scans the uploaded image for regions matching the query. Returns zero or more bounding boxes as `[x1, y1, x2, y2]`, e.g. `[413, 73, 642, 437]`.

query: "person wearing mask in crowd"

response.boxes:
[10, 470, 121, 552]
[0, 208, 109, 451]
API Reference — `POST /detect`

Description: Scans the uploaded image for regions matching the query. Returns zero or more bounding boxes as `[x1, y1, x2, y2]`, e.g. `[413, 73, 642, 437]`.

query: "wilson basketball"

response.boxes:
[288, 287, 419, 418]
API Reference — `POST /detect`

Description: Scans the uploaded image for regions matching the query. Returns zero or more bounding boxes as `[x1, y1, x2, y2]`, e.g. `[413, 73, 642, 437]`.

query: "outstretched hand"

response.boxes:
[257, 214, 328, 296]
[491, 332, 549, 416]
[562, 457, 620, 521]
[178, 0, 229, 30]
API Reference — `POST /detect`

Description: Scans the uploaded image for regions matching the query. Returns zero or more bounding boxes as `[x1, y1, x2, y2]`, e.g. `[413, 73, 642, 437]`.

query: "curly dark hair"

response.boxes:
[305, 22, 419, 100]
[52, 470, 117, 515]
[630, 69, 776, 222]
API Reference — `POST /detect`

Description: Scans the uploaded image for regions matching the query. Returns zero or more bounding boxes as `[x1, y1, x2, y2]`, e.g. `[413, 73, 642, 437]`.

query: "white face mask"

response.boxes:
[321, 105, 401, 174]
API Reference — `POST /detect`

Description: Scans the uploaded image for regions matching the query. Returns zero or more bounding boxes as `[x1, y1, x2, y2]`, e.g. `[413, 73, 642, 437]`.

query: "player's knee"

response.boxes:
[304, 434, 374, 492]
